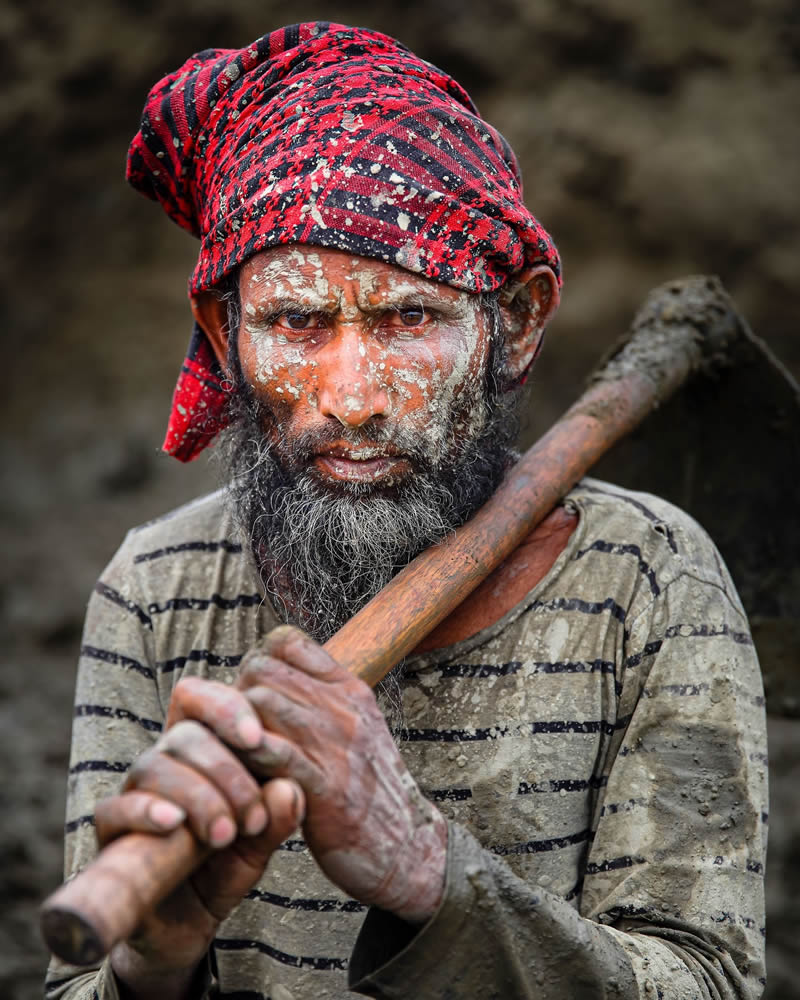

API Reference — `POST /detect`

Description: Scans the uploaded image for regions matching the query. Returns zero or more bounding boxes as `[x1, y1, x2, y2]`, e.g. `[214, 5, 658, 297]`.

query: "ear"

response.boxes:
[191, 291, 233, 371]
[498, 265, 560, 383]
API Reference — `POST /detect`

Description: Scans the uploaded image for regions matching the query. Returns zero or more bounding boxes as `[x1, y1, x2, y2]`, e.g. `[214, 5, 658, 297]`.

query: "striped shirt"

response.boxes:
[46, 478, 767, 999]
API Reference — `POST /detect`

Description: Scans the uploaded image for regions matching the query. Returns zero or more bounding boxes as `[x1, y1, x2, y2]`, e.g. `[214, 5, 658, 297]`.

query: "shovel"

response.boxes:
[40, 275, 800, 966]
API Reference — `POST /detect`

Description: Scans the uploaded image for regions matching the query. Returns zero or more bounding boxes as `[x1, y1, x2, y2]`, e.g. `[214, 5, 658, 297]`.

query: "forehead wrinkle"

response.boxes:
[357, 276, 473, 310]
[351, 290, 468, 321]
[245, 249, 482, 317]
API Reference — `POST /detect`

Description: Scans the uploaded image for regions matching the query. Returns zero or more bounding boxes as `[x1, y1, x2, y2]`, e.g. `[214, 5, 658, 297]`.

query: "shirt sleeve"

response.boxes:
[44, 541, 168, 1000]
[348, 568, 768, 999]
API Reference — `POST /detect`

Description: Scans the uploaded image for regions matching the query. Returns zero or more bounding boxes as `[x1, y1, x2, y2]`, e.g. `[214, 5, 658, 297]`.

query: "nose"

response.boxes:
[317, 327, 390, 428]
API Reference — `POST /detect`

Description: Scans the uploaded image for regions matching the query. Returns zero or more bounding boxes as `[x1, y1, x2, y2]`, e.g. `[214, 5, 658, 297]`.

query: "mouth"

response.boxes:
[313, 446, 412, 484]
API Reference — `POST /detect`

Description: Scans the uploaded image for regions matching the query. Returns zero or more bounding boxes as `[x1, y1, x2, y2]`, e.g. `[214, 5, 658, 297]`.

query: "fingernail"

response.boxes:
[209, 814, 236, 848]
[237, 715, 262, 749]
[269, 624, 297, 640]
[244, 802, 268, 837]
[149, 801, 186, 829]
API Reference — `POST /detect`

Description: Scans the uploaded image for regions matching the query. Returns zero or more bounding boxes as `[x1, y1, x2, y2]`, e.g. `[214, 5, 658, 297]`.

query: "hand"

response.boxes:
[94, 678, 305, 996]
[236, 625, 448, 924]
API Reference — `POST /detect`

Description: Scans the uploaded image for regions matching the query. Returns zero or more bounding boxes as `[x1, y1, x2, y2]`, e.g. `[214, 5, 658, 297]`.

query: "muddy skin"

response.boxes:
[239, 246, 494, 468]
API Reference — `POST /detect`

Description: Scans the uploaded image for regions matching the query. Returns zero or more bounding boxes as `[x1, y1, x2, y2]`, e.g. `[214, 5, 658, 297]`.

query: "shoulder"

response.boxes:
[123, 488, 236, 555]
[100, 489, 249, 597]
[568, 477, 745, 617]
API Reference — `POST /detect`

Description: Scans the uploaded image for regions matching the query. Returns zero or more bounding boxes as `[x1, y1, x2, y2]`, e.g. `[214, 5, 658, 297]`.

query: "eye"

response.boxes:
[277, 312, 315, 331]
[384, 306, 429, 331]
[398, 307, 425, 327]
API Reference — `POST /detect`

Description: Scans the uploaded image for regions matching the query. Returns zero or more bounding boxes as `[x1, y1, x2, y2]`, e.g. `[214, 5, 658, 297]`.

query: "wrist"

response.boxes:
[378, 808, 449, 925]
[111, 941, 209, 1000]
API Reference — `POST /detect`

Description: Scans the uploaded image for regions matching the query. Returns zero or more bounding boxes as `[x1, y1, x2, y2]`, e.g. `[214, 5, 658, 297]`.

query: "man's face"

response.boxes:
[221, 245, 519, 646]
[234, 245, 495, 487]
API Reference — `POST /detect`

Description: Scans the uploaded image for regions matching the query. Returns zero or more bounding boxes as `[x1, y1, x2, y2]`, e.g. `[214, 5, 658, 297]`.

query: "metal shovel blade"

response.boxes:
[590, 276, 800, 715]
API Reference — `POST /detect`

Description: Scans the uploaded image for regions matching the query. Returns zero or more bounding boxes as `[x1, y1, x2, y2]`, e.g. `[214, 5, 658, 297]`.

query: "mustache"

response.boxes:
[243, 401, 444, 475]
[290, 423, 425, 461]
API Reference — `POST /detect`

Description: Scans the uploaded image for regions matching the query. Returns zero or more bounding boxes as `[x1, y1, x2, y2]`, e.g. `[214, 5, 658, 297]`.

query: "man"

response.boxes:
[47, 22, 767, 1000]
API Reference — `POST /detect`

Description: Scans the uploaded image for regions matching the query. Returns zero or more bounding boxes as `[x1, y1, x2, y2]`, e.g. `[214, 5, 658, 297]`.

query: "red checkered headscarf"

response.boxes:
[128, 22, 561, 461]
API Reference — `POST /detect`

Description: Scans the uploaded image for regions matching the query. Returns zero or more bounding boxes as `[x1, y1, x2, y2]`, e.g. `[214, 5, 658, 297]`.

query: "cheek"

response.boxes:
[377, 348, 431, 412]
[389, 326, 488, 418]
[240, 332, 323, 414]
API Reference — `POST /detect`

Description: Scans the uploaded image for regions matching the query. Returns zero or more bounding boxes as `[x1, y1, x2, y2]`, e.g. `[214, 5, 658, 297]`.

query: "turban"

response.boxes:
[128, 21, 561, 461]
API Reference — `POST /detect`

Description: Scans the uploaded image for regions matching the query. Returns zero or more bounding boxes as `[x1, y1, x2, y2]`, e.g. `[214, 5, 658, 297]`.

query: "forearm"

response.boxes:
[350, 823, 749, 999]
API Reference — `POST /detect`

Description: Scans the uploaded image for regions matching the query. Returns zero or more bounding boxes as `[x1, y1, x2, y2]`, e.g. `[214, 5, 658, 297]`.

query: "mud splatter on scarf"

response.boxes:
[128, 22, 560, 460]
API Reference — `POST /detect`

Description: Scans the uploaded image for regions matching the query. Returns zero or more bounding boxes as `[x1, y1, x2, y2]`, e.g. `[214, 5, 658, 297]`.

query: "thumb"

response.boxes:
[262, 778, 306, 849]
[234, 778, 305, 870]
[193, 779, 305, 922]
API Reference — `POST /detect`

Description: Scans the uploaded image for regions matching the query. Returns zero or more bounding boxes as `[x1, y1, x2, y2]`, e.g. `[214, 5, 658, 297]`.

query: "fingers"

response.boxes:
[245, 682, 314, 734]
[239, 625, 346, 689]
[166, 676, 263, 750]
[191, 778, 306, 922]
[162, 720, 267, 834]
[233, 778, 306, 867]
[262, 778, 306, 845]
[124, 721, 267, 847]
[95, 790, 187, 846]
[243, 725, 327, 795]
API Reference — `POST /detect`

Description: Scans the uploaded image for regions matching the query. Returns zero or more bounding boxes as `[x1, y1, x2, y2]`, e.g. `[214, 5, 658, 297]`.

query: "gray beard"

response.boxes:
[252, 469, 466, 638]
[218, 340, 520, 725]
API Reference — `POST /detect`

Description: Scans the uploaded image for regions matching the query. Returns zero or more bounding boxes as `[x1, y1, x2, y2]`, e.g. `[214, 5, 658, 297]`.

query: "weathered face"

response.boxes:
[235, 245, 494, 488]
[202, 242, 556, 647]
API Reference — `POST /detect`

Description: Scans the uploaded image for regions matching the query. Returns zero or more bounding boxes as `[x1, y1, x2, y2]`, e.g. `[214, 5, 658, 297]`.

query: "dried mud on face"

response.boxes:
[2, 1, 799, 997]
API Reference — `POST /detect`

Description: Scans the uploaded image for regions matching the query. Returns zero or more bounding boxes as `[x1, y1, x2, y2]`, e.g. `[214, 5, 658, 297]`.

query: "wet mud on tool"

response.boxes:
[591, 276, 800, 716]
[40, 275, 799, 966]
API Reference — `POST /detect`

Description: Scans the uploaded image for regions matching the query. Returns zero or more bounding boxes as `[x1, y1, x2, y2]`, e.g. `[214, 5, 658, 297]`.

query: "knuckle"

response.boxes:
[185, 780, 226, 818]
[248, 733, 290, 772]
[125, 747, 159, 786]
[239, 650, 275, 686]
[281, 626, 309, 651]
[161, 718, 208, 750]
[268, 623, 301, 644]
[227, 775, 261, 812]
[246, 684, 273, 711]
[210, 754, 258, 801]
[95, 791, 149, 842]
[288, 628, 331, 664]
[172, 675, 201, 701]
[269, 739, 293, 769]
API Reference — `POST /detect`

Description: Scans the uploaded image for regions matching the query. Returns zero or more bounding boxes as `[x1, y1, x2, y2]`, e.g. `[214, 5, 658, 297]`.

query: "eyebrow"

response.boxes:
[248, 292, 465, 322]
[250, 298, 326, 319]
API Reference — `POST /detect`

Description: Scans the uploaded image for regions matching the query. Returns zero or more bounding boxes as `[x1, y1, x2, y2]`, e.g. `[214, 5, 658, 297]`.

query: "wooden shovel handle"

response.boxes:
[41, 276, 742, 966]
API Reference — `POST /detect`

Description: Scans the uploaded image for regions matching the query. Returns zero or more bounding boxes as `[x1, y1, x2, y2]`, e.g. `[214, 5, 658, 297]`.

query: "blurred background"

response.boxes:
[1, 1, 798, 997]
